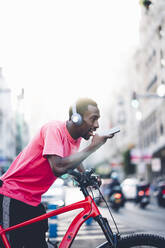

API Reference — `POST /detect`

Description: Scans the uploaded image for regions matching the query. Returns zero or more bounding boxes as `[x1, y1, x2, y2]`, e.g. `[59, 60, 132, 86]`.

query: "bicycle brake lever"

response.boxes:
[91, 176, 102, 189]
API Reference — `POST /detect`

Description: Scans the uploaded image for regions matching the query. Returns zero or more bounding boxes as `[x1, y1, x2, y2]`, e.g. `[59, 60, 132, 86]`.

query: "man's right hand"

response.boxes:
[90, 133, 114, 149]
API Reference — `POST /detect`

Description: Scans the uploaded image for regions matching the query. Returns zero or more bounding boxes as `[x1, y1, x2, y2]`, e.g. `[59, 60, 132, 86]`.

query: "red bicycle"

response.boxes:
[0, 169, 165, 248]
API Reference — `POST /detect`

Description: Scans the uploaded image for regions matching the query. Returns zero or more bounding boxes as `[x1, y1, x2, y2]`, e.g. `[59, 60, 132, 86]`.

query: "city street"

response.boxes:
[48, 186, 165, 247]
[0, 0, 165, 247]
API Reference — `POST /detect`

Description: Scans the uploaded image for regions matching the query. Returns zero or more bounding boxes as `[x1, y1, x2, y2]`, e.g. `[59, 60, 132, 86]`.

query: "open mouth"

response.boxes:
[88, 129, 95, 136]
[88, 131, 93, 136]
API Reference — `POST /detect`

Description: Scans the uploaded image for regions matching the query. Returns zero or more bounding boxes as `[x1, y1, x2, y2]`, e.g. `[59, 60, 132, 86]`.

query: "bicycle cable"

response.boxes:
[96, 186, 120, 235]
[71, 171, 120, 235]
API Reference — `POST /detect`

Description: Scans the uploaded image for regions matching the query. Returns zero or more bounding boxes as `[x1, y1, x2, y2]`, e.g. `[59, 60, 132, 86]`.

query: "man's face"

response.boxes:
[79, 105, 100, 140]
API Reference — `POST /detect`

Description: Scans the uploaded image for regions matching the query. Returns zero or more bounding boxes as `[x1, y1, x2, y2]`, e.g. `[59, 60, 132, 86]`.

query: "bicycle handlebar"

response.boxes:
[68, 169, 101, 188]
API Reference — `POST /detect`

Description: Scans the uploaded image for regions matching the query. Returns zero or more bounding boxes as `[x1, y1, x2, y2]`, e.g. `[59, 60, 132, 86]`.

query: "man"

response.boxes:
[0, 97, 114, 247]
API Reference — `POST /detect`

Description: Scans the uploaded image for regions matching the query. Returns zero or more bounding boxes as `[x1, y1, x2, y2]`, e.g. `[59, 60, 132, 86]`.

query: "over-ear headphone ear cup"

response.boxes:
[71, 102, 83, 126]
[71, 113, 83, 126]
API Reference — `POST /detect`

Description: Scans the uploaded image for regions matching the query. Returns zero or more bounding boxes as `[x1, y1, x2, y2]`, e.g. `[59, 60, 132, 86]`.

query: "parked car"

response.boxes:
[41, 178, 66, 209]
[121, 178, 138, 201]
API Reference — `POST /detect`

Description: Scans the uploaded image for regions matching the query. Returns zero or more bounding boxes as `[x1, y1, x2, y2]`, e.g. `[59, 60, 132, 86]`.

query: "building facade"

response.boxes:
[0, 68, 30, 174]
[134, 0, 165, 180]
[0, 68, 16, 173]
[108, 0, 165, 182]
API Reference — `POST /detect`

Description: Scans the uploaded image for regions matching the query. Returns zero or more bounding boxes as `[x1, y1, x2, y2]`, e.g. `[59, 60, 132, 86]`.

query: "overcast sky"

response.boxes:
[0, 0, 141, 136]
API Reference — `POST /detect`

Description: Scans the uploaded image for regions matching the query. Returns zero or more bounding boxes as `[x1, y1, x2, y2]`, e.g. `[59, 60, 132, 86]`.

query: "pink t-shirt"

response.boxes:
[0, 121, 81, 206]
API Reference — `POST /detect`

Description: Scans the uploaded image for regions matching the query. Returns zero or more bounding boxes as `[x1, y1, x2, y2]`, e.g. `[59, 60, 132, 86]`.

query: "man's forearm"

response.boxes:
[48, 144, 99, 176]
[48, 134, 109, 176]
[61, 145, 96, 171]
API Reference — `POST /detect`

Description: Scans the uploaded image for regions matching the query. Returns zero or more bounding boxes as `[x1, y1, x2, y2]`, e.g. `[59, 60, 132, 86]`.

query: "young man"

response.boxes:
[0, 97, 114, 247]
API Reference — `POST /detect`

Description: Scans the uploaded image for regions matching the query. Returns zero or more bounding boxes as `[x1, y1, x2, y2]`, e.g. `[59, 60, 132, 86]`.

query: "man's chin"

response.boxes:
[83, 134, 91, 140]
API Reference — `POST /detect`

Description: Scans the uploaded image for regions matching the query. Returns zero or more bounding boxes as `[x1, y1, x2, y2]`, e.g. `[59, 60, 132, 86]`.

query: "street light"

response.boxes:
[131, 91, 139, 109]
[131, 86, 165, 121]
[131, 87, 165, 108]
[157, 82, 165, 97]
[136, 110, 142, 121]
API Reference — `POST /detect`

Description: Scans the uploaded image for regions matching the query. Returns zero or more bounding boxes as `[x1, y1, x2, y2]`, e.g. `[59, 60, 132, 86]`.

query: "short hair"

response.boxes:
[69, 98, 98, 120]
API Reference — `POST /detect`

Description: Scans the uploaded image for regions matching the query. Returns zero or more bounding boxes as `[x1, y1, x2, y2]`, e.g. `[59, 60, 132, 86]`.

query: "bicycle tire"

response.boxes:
[100, 233, 165, 248]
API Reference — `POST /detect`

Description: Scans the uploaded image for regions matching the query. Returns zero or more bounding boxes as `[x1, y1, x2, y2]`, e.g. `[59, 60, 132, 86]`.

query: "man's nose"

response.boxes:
[94, 120, 99, 129]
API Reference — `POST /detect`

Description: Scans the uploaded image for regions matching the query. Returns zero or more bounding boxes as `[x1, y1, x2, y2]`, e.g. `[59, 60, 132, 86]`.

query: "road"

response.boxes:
[48, 186, 165, 247]
[113, 199, 165, 237]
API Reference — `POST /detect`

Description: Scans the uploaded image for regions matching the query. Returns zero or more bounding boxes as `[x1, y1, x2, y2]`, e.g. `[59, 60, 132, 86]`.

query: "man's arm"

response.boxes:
[47, 145, 95, 177]
[47, 134, 113, 177]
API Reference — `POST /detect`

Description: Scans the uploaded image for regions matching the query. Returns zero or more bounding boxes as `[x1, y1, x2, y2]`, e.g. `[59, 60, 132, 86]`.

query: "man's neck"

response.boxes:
[66, 120, 80, 140]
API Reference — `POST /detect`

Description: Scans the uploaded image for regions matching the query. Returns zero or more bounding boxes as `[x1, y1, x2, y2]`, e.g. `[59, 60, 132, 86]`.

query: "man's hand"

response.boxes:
[90, 133, 114, 149]
[77, 163, 85, 173]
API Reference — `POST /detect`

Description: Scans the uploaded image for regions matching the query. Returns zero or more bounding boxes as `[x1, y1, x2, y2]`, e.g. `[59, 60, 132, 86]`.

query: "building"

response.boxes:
[106, 0, 165, 182]
[113, 0, 165, 181]
[0, 68, 16, 173]
[0, 68, 30, 174]
[133, 0, 165, 180]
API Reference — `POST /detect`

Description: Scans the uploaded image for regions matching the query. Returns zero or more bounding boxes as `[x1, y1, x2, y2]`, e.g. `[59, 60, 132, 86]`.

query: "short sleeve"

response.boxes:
[42, 124, 64, 157]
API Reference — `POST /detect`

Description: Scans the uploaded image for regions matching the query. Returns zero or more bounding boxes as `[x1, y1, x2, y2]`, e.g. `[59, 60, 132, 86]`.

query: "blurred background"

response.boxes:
[1, 1, 165, 245]
[0, 0, 165, 187]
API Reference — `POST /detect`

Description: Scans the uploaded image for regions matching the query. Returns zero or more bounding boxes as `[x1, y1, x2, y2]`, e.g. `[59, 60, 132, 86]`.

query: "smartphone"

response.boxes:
[98, 126, 120, 136]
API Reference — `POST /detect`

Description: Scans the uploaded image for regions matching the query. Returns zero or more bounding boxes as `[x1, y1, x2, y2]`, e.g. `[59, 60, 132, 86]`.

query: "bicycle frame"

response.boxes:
[0, 194, 115, 248]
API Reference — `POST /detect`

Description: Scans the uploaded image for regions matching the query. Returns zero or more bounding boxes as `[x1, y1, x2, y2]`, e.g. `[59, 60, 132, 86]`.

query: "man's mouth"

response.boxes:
[88, 129, 95, 136]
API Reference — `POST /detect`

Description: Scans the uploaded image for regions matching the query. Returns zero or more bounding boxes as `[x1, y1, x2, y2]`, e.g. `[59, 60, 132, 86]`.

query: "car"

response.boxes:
[121, 178, 138, 201]
[41, 178, 66, 209]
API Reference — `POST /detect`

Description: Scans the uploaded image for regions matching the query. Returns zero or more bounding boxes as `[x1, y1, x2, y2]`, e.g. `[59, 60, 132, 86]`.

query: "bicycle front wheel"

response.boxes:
[101, 233, 165, 248]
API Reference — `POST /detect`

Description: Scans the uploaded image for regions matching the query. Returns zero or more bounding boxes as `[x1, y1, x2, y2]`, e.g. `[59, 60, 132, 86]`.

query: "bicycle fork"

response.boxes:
[94, 215, 119, 248]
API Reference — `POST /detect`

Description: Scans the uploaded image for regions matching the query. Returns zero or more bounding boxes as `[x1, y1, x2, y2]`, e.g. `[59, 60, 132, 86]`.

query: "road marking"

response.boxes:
[48, 219, 136, 242]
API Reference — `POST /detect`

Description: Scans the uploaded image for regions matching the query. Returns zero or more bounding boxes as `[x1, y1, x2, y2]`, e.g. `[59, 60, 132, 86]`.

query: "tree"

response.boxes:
[123, 149, 136, 175]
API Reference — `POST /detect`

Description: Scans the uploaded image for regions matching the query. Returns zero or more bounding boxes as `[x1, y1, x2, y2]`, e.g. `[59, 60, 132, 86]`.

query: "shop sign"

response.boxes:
[151, 158, 161, 172]
[131, 148, 152, 164]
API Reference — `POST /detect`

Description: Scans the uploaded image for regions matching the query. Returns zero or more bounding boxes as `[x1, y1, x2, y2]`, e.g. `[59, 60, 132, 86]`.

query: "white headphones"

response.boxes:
[71, 102, 83, 126]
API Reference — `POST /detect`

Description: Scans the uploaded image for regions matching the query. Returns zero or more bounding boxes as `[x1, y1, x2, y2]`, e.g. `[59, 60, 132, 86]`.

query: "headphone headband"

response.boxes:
[72, 103, 77, 115]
